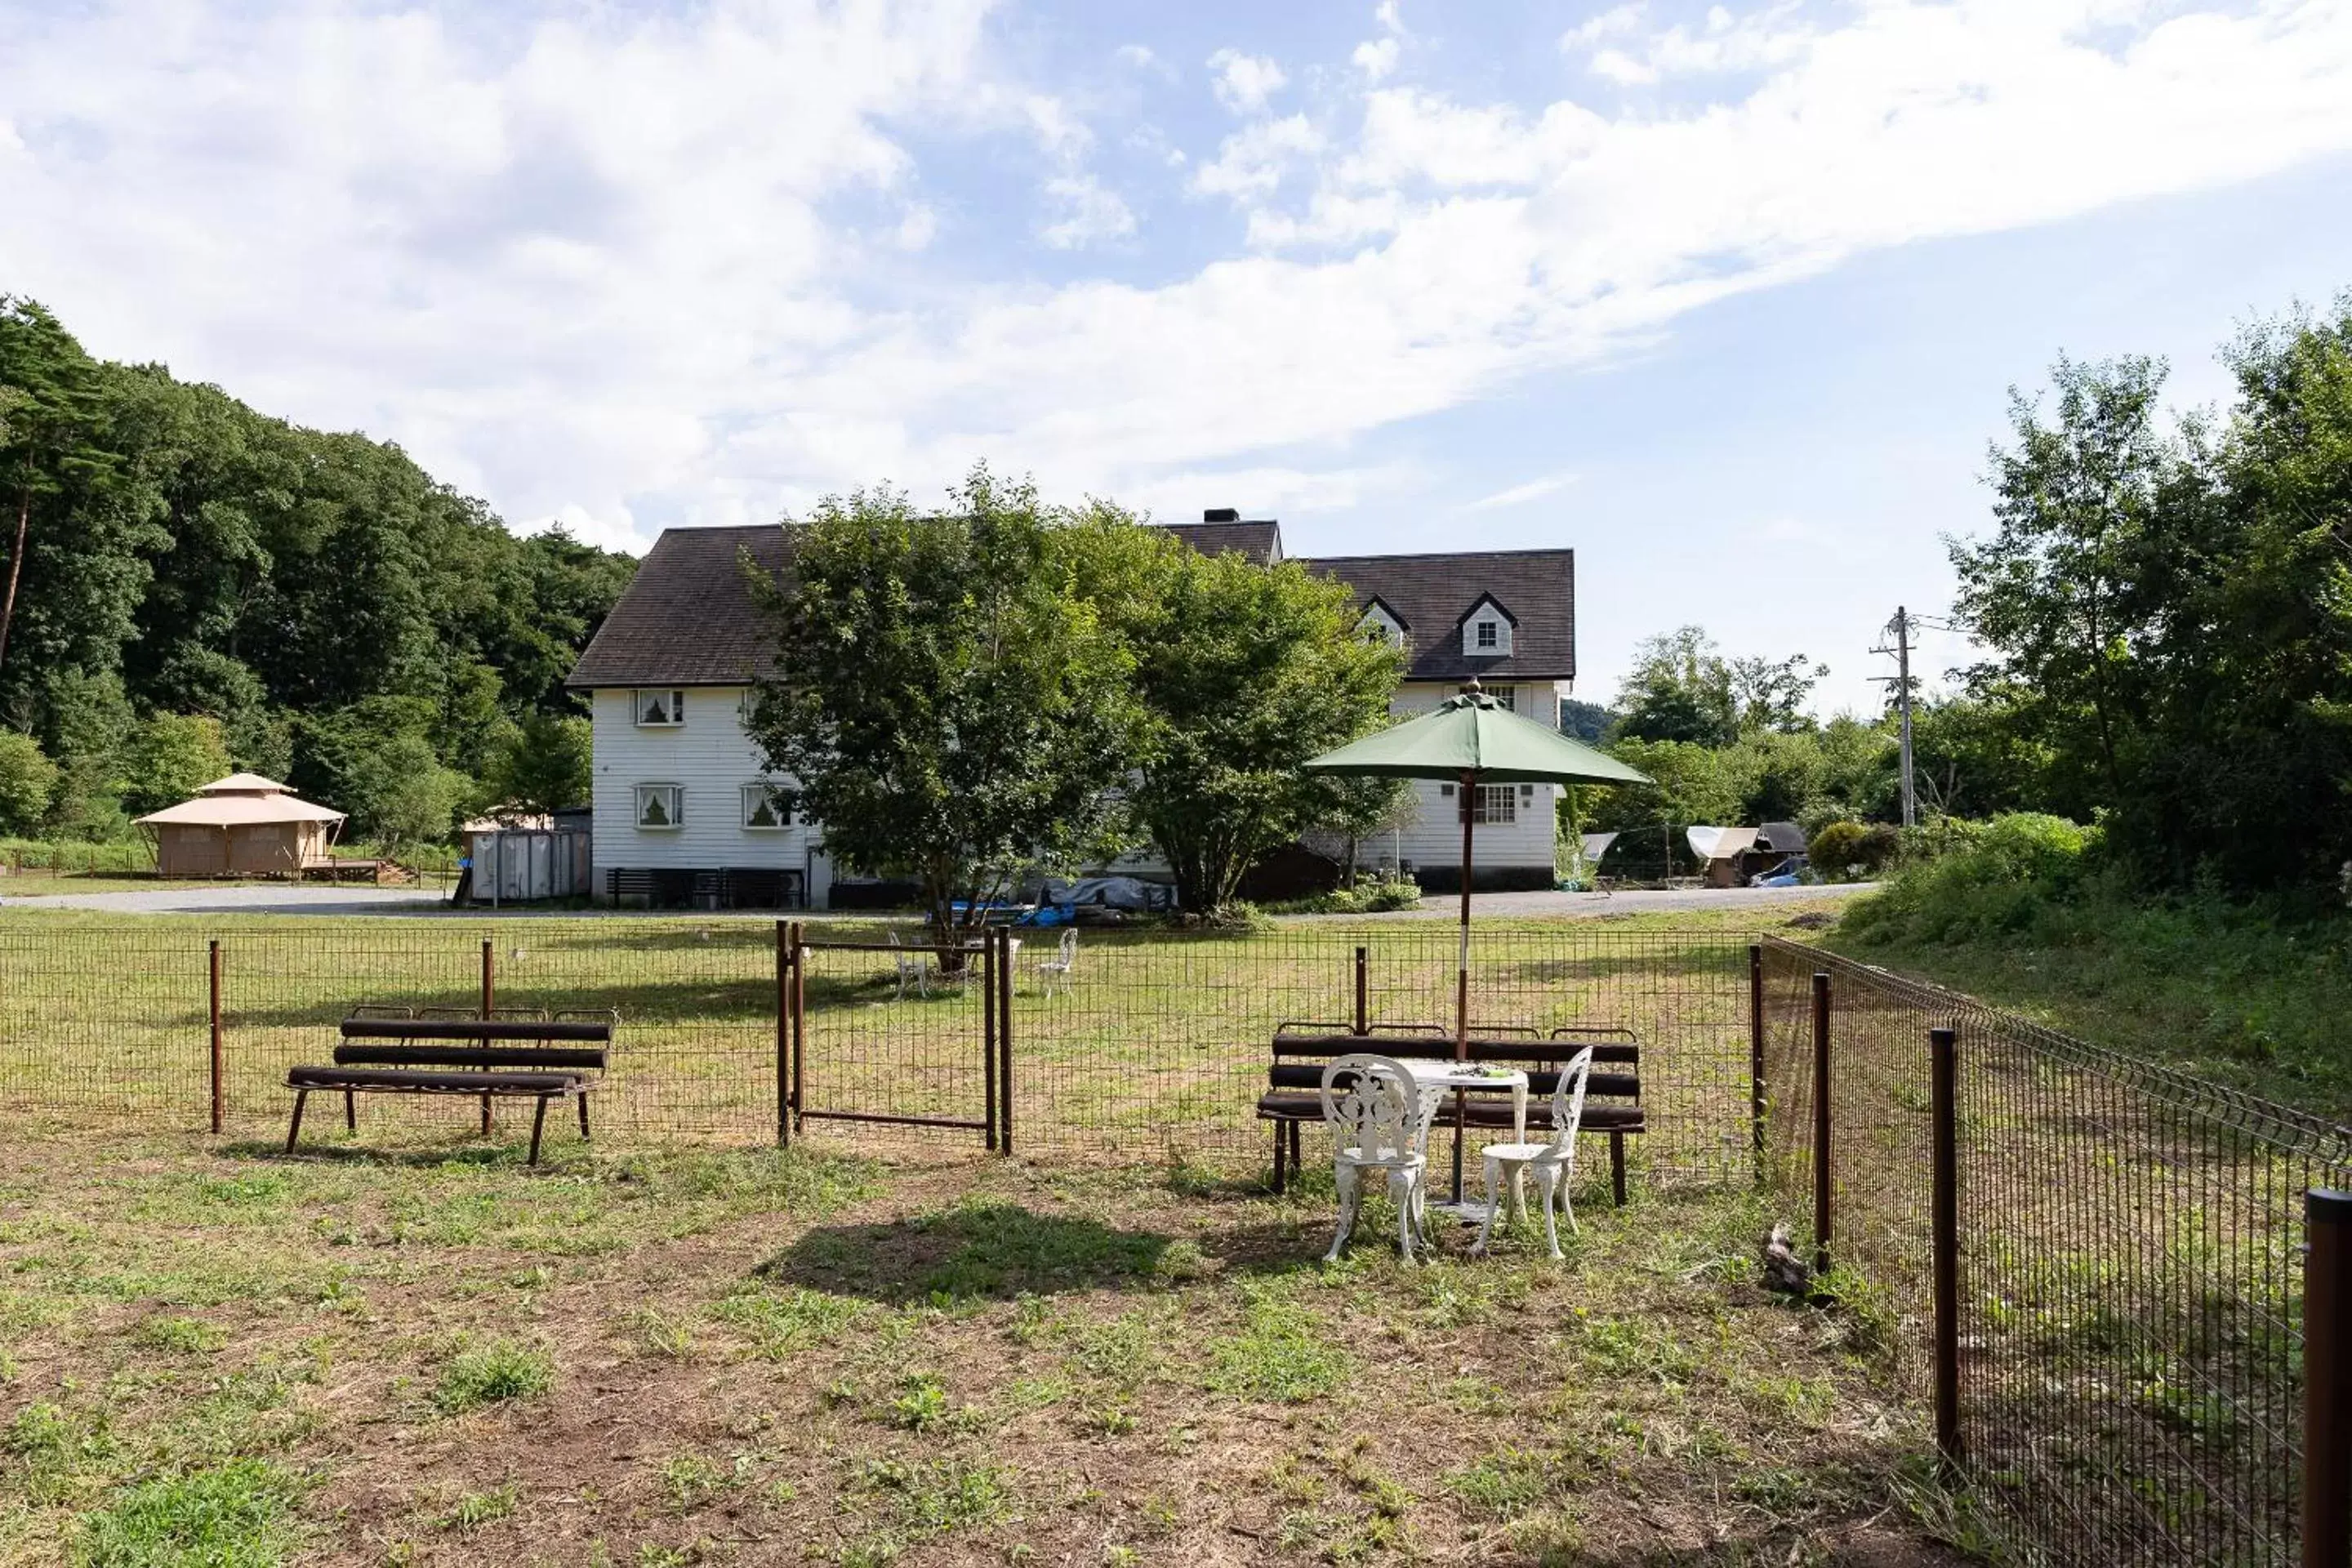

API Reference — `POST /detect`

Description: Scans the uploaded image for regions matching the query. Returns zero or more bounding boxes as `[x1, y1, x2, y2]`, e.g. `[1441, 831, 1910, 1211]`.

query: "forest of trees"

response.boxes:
[0, 299, 635, 847]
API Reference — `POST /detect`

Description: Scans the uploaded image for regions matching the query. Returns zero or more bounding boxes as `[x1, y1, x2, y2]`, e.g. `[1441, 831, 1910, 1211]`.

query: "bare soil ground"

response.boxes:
[0, 1125, 1974, 1566]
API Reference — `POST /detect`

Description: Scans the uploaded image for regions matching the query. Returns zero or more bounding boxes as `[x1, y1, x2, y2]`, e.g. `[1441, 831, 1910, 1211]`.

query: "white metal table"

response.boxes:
[1401, 1059, 1526, 1221]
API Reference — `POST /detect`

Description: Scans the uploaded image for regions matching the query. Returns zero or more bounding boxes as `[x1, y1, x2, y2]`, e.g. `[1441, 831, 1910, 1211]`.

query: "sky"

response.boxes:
[5, 0, 2351, 715]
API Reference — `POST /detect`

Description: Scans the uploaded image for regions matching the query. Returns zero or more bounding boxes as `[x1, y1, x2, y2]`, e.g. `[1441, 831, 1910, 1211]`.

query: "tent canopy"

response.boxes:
[136, 793, 345, 827]
[198, 773, 293, 795]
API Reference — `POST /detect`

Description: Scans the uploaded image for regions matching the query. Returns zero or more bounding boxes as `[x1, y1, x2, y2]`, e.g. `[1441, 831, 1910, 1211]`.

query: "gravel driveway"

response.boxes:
[0, 884, 449, 916]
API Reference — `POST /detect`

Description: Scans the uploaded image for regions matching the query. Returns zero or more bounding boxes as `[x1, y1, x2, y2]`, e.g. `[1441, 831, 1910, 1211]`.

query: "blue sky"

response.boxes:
[5, 0, 2350, 713]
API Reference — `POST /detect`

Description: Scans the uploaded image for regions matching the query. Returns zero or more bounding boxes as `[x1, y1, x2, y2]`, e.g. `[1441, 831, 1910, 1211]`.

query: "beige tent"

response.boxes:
[136, 774, 347, 878]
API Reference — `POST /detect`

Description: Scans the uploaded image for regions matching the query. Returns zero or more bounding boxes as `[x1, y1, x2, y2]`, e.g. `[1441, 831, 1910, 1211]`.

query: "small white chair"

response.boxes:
[888, 932, 927, 1000]
[1034, 929, 1078, 999]
[1320, 1054, 1432, 1264]
[1472, 1045, 1595, 1260]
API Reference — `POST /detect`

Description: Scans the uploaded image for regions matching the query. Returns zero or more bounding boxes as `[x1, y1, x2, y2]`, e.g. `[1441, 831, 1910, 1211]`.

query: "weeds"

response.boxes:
[432, 1341, 553, 1414]
[75, 1459, 306, 1567]
[441, 1481, 520, 1531]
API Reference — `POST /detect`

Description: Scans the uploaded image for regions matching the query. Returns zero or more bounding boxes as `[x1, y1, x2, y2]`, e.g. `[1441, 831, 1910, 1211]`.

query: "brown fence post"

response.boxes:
[982, 932, 999, 1152]
[1748, 943, 1766, 1177]
[2306, 1188, 2352, 1568]
[787, 920, 805, 1136]
[997, 927, 1014, 1156]
[785, 921, 804, 1152]
[1811, 969, 1833, 1276]
[1931, 1025, 1962, 1476]
[1354, 946, 1368, 1036]
[208, 939, 225, 1134]
[479, 938, 495, 1137]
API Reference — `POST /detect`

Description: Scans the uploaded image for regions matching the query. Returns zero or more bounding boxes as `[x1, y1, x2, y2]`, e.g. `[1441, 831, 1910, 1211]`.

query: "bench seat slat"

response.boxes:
[332, 1045, 608, 1071]
[339, 1019, 612, 1043]
[290, 1066, 587, 1094]
[1270, 1034, 1639, 1066]
[1254, 1089, 1642, 1133]
[1265, 1062, 1637, 1097]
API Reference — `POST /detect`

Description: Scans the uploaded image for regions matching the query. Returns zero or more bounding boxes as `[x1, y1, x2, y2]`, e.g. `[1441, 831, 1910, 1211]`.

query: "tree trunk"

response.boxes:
[0, 485, 29, 677]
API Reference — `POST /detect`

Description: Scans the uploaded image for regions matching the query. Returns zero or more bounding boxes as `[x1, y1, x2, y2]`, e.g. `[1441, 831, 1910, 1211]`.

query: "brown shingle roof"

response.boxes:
[1158, 519, 1282, 563]
[565, 525, 790, 688]
[1298, 550, 1576, 682]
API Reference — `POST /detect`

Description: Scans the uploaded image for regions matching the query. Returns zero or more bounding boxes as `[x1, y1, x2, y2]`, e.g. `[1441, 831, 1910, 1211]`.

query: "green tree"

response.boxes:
[345, 733, 468, 854]
[118, 712, 232, 817]
[1122, 543, 1403, 915]
[482, 712, 593, 820]
[0, 301, 123, 683]
[1728, 652, 1827, 733]
[0, 730, 56, 835]
[745, 467, 1142, 951]
[1611, 626, 1736, 746]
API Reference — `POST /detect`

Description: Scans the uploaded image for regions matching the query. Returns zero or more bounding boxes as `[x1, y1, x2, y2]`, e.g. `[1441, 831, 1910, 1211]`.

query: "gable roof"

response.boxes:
[566, 525, 790, 688]
[1356, 593, 1410, 632]
[1158, 519, 1282, 564]
[1300, 549, 1575, 682]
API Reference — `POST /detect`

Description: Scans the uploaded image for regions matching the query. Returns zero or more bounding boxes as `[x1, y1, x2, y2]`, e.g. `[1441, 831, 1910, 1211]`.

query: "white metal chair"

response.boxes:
[888, 932, 927, 1000]
[1472, 1045, 1595, 1260]
[1034, 929, 1078, 999]
[1320, 1054, 1432, 1264]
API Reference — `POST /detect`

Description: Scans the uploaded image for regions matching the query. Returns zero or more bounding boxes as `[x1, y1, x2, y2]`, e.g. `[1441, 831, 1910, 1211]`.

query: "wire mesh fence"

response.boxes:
[1759, 938, 2352, 1566]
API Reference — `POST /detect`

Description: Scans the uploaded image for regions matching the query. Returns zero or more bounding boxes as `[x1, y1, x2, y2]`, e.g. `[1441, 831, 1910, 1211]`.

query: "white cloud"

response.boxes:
[1562, 3, 1646, 51]
[7, 0, 2352, 551]
[1466, 472, 1579, 511]
[1040, 174, 1137, 249]
[1353, 37, 1401, 82]
[1207, 48, 1288, 115]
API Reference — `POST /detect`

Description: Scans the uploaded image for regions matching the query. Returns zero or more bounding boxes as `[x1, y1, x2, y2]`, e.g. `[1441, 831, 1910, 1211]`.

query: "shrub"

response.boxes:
[1844, 812, 2102, 944]
[1807, 822, 1867, 877]
[0, 732, 57, 835]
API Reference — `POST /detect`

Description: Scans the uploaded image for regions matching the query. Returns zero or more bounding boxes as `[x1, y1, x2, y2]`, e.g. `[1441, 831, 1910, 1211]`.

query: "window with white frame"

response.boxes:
[635, 688, 687, 727]
[1472, 784, 1517, 825]
[742, 783, 796, 830]
[1476, 620, 1498, 648]
[635, 784, 684, 829]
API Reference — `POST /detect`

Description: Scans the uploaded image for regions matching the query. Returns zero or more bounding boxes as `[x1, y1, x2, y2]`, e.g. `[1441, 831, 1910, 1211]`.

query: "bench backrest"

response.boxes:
[336, 1009, 613, 1071]
[1271, 1028, 1642, 1107]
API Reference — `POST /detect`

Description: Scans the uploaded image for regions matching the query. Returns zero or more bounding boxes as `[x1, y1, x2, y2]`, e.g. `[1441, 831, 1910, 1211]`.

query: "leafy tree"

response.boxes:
[0, 301, 123, 682]
[746, 467, 1142, 951]
[1121, 543, 1403, 915]
[1612, 626, 1736, 746]
[0, 730, 56, 835]
[118, 712, 232, 817]
[344, 733, 468, 854]
[1586, 737, 1740, 833]
[1729, 652, 1827, 733]
[483, 713, 593, 820]
[1953, 354, 2179, 813]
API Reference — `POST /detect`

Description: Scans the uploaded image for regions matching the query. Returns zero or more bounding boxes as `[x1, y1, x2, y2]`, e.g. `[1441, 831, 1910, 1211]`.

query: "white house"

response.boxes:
[565, 513, 1578, 906]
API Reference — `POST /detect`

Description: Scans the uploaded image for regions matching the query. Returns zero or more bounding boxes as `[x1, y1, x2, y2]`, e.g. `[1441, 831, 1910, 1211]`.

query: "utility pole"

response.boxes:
[1872, 607, 1919, 828]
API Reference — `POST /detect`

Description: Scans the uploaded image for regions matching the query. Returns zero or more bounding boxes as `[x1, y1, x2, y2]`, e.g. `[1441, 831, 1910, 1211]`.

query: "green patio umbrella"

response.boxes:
[1302, 681, 1650, 1059]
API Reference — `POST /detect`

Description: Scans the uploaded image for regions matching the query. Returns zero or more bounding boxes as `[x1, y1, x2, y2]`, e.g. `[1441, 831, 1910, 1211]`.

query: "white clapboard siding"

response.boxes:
[589, 687, 830, 900]
[1361, 681, 1561, 875]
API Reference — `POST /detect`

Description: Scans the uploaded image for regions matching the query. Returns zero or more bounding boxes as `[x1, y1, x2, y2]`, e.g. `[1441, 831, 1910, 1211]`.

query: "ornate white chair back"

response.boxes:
[1544, 1045, 1597, 1160]
[1320, 1054, 1419, 1165]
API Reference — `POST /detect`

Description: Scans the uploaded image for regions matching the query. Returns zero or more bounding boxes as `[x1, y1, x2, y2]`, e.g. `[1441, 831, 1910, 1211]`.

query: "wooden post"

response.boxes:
[207, 939, 224, 1134]
[785, 921, 804, 1152]
[479, 938, 495, 1137]
[1811, 970, 1833, 1276]
[983, 931, 999, 1152]
[997, 927, 1013, 1156]
[1931, 1026, 1962, 1475]
[2307, 1188, 2352, 1568]
[787, 920, 806, 1136]
[1748, 942, 1766, 1178]
[1353, 945, 1368, 1036]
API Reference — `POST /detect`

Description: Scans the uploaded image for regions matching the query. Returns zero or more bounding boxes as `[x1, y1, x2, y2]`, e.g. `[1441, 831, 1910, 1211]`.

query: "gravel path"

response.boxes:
[0, 884, 449, 915]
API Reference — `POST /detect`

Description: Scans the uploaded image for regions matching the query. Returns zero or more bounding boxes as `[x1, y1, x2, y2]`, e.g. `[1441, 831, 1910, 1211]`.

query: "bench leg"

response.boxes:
[528, 1095, 550, 1166]
[344, 1089, 356, 1132]
[1289, 1119, 1301, 1174]
[285, 1090, 308, 1156]
[1610, 1131, 1627, 1207]
[577, 1092, 590, 1140]
[1272, 1122, 1286, 1194]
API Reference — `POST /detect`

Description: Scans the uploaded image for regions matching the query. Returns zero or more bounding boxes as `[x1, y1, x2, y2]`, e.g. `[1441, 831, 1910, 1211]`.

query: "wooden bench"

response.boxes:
[286, 1008, 616, 1165]
[1257, 1025, 1646, 1203]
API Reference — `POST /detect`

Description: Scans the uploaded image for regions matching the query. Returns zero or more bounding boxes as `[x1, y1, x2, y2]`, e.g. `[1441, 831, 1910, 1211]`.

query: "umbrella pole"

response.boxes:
[1454, 768, 1476, 1203]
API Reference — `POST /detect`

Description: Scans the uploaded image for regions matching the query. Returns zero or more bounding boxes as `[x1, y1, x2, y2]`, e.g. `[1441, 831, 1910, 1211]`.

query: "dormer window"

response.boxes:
[1459, 595, 1516, 657]
[635, 688, 687, 727]
[1356, 597, 1409, 649]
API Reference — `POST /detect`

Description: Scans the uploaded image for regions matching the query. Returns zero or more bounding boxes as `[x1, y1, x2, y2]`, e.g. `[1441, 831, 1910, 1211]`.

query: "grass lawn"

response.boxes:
[0, 1127, 1968, 1566]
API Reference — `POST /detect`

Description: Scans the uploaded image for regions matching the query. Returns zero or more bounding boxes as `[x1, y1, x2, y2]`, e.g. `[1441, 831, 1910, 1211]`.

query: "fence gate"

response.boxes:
[784, 930, 1013, 1151]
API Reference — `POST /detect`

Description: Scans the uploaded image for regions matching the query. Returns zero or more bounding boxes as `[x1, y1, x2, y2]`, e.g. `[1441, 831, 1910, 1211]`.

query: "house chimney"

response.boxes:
[1203, 507, 1240, 523]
